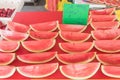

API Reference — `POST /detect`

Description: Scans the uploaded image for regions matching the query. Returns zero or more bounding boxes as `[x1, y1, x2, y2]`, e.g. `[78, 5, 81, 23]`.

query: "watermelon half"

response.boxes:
[0, 66, 16, 78]
[90, 8, 115, 15]
[58, 24, 87, 32]
[91, 15, 116, 22]
[0, 30, 29, 41]
[59, 31, 91, 42]
[96, 53, 120, 65]
[94, 40, 120, 53]
[56, 52, 96, 64]
[21, 39, 56, 52]
[0, 41, 20, 52]
[59, 42, 94, 53]
[7, 21, 30, 33]
[17, 52, 57, 64]
[91, 21, 119, 30]
[60, 62, 100, 79]
[0, 53, 15, 65]
[101, 65, 120, 78]
[17, 63, 58, 78]
[30, 21, 58, 32]
[29, 31, 58, 40]
[91, 29, 120, 40]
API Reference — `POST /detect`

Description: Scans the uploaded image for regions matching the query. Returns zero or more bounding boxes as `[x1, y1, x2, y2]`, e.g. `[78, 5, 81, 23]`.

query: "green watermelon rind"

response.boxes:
[101, 65, 120, 78]
[59, 63, 101, 79]
[21, 39, 56, 53]
[59, 31, 91, 42]
[91, 31, 120, 40]
[0, 32, 29, 42]
[94, 41, 120, 53]
[59, 42, 94, 54]
[0, 42, 20, 53]
[56, 52, 96, 64]
[90, 22, 120, 30]
[0, 66, 16, 78]
[17, 52, 57, 64]
[29, 31, 58, 40]
[58, 24, 87, 32]
[30, 21, 59, 32]
[0, 53, 16, 65]
[16, 63, 59, 78]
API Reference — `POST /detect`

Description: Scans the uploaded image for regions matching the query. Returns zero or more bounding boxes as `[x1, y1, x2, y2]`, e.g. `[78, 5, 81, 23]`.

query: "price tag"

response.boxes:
[63, 4, 89, 25]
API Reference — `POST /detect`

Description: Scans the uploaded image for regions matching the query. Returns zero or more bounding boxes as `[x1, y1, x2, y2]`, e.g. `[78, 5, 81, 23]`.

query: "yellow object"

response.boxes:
[45, 0, 48, 10]
[115, 10, 120, 22]
[57, 0, 72, 11]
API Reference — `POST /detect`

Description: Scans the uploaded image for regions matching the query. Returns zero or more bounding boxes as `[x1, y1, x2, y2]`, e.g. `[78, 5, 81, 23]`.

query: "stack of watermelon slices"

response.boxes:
[0, 7, 120, 79]
[90, 7, 120, 79]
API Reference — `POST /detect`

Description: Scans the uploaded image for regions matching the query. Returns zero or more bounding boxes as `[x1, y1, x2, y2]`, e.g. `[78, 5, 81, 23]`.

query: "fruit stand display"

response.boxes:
[0, 8, 120, 79]
[0, 0, 24, 24]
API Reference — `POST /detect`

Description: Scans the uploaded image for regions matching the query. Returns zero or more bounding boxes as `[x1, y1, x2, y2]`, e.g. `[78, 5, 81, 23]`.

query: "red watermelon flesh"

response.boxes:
[59, 42, 94, 53]
[91, 29, 120, 40]
[99, 0, 105, 3]
[17, 52, 57, 64]
[29, 31, 58, 40]
[0, 53, 15, 65]
[56, 52, 96, 64]
[60, 62, 100, 79]
[21, 39, 56, 52]
[101, 65, 120, 78]
[91, 21, 119, 30]
[96, 53, 120, 65]
[30, 21, 58, 32]
[91, 15, 116, 22]
[0, 41, 20, 52]
[0, 29, 29, 41]
[104, 0, 112, 5]
[0, 66, 16, 78]
[94, 40, 120, 53]
[90, 8, 115, 15]
[17, 63, 58, 78]
[58, 24, 87, 32]
[7, 21, 29, 33]
[59, 31, 91, 42]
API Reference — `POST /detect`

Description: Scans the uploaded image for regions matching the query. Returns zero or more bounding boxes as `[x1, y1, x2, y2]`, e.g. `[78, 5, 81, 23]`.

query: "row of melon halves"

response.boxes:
[0, 62, 120, 79]
[1, 20, 120, 42]
[1, 51, 120, 66]
[0, 39, 120, 53]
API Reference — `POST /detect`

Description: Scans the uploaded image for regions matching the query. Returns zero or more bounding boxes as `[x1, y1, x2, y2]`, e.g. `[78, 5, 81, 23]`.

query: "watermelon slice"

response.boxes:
[0, 66, 16, 78]
[30, 21, 58, 32]
[101, 65, 120, 78]
[29, 31, 58, 40]
[60, 62, 100, 79]
[59, 42, 94, 53]
[56, 52, 96, 64]
[58, 24, 87, 32]
[59, 31, 91, 42]
[17, 52, 57, 64]
[7, 21, 30, 33]
[90, 8, 115, 15]
[91, 29, 120, 40]
[0, 30, 29, 41]
[96, 53, 120, 65]
[98, 0, 105, 3]
[91, 21, 119, 30]
[17, 63, 58, 78]
[0, 41, 20, 52]
[94, 40, 120, 53]
[91, 15, 116, 22]
[21, 39, 56, 52]
[0, 53, 15, 65]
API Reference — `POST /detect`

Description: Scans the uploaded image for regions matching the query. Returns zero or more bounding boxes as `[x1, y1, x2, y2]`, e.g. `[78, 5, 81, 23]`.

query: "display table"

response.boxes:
[10, 11, 119, 80]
